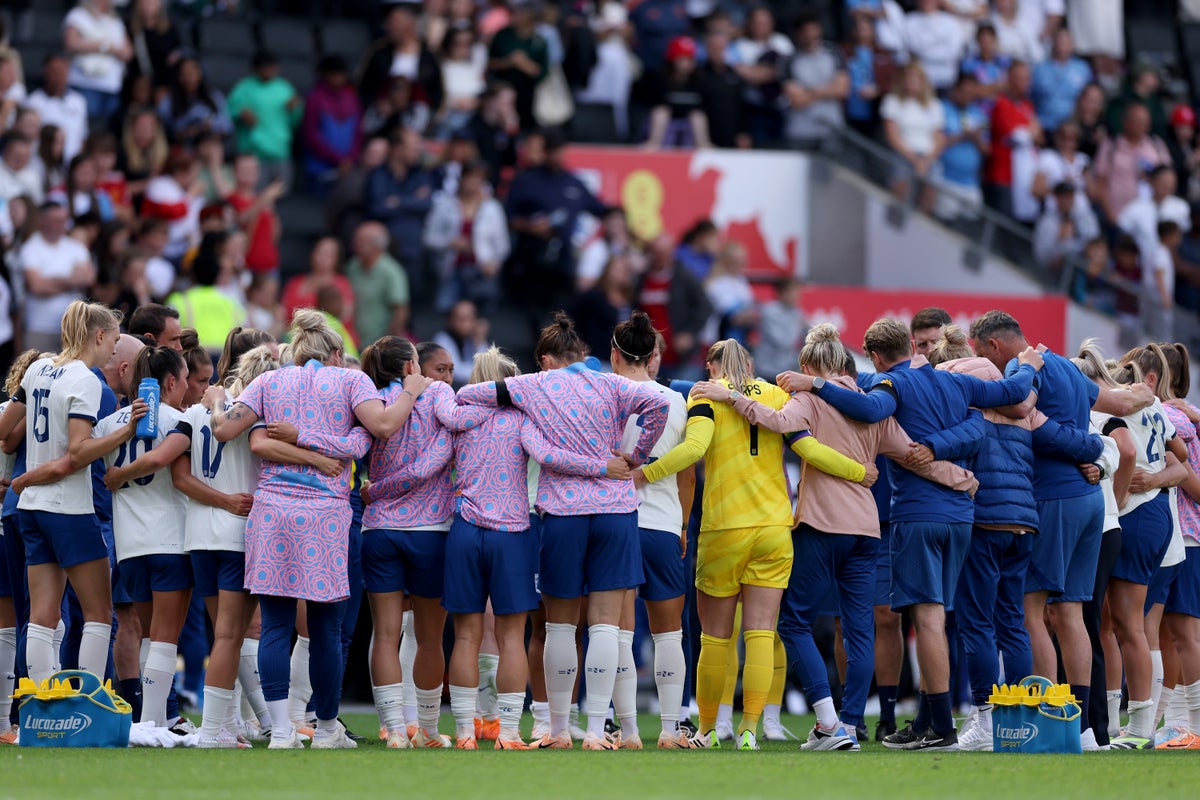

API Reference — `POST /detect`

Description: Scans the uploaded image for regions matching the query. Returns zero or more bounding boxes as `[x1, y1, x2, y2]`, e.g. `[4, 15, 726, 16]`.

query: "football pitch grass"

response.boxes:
[2, 713, 1197, 800]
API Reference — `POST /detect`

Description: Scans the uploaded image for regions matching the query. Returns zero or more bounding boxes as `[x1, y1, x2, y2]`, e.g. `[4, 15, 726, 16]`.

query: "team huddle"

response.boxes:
[0, 298, 1198, 753]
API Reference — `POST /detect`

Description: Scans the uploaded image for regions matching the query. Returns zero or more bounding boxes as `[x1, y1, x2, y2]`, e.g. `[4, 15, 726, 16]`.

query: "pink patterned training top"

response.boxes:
[451, 408, 613, 531]
[1164, 402, 1200, 542]
[362, 380, 490, 531]
[455, 362, 669, 516]
[236, 361, 377, 499]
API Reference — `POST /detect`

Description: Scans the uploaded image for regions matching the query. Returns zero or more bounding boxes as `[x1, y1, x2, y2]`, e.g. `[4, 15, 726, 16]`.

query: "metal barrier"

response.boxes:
[817, 125, 1200, 350]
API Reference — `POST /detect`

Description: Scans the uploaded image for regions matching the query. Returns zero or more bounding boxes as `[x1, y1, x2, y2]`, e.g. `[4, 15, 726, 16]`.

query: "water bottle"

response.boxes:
[136, 378, 159, 439]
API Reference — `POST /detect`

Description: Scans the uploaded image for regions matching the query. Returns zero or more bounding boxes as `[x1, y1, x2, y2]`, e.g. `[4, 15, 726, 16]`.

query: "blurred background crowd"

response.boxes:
[0, 0, 1192, 379]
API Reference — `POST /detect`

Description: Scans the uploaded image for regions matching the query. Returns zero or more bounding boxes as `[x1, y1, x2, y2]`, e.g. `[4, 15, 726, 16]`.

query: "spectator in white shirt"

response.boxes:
[25, 54, 90, 160]
[1031, 120, 1093, 214]
[1145, 219, 1181, 341]
[990, 0, 1043, 63]
[902, 0, 965, 90]
[1033, 181, 1098, 271]
[1118, 165, 1191, 270]
[18, 201, 95, 352]
[63, 0, 132, 123]
[882, 61, 946, 209]
[0, 133, 42, 203]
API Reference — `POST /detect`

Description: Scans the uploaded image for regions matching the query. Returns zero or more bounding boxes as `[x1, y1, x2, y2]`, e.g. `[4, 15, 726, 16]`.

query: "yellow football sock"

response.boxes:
[767, 631, 787, 707]
[740, 629, 775, 733]
[722, 606, 742, 706]
[698, 633, 734, 734]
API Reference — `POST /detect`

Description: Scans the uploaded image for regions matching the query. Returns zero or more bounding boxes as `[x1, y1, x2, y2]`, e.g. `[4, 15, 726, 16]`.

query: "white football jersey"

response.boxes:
[18, 359, 101, 515]
[96, 404, 187, 561]
[1118, 398, 1176, 516]
[174, 403, 261, 553]
[620, 381, 688, 536]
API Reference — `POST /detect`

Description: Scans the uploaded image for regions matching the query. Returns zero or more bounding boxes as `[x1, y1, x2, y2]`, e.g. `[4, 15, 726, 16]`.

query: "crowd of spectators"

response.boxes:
[0, 0, 1188, 381]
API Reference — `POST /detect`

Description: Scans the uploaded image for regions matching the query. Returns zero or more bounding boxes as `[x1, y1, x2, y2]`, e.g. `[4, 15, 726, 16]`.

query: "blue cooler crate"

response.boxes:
[15, 670, 132, 748]
[989, 675, 1081, 754]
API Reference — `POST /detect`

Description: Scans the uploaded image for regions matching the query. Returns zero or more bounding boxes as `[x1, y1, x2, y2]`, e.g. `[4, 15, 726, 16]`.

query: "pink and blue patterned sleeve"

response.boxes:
[617, 379, 669, 464]
[367, 430, 454, 501]
[234, 373, 267, 419]
[347, 370, 382, 410]
[455, 381, 498, 407]
[432, 383, 494, 432]
[296, 425, 374, 459]
[520, 417, 608, 478]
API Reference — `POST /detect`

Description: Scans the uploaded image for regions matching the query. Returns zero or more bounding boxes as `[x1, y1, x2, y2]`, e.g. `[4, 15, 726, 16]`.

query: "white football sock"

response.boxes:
[531, 699, 550, 728]
[315, 717, 340, 738]
[375, 682, 405, 731]
[139, 637, 151, 672]
[584, 624, 619, 738]
[544, 623, 577, 737]
[652, 630, 685, 732]
[1167, 684, 1189, 729]
[287, 636, 311, 723]
[763, 703, 782, 727]
[717, 703, 733, 730]
[1127, 698, 1155, 739]
[1106, 690, 1122, 737]
[200, 686, 234, 739]
[477, 652, 500, 718]
[450, 684, 476, 739]
[238, 638, 271, 729]
[613, 629, 638, 738]
[267, 699, 290, 740]
[79, 622, 111, 678]
[416, 685, 442, 733]
[498, 691, 525, 741]
[400, 612, 418, 725]
[813, 697, 839, 730]
[1150, 650, 1164, 726]
[1157, 685, 1177, 730]
[0, 627, 16, 720]
[1185, 679, 1200, 735]
[25, 623, 55, 685]
[52, 620, 65, 669]
[142, 641, 178, 727]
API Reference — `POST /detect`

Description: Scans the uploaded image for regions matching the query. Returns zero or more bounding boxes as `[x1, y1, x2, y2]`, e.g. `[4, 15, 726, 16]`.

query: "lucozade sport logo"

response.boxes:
[25, 712, 93, 738]
[996, 723, 1038, 748]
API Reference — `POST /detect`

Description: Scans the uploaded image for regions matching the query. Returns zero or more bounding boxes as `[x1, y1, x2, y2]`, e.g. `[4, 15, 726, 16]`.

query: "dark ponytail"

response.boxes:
[130, 345, 187, 392]
[217, 326, 274, 386]
[611, 310, 658, 366]
[361, 335, 418, 389]
[534, 311, 586, 365]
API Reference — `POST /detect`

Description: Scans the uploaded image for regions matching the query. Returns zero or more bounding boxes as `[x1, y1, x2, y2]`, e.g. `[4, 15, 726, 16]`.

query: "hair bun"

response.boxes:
[941, 324, 968, 348]
[805, 323, 842, 345]
[629, 310, 653, 332]
[292, 308, 326, 333]
[552, 311, 575, 332]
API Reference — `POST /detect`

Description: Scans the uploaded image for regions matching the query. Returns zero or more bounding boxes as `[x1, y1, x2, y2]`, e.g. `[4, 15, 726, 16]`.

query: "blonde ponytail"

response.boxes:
[230, 345, 281, 397]
[799, 323, 847, 377]
[469, 346, 519, 384]
[927, 325, 973, 366]
[56, 301, 122, 366]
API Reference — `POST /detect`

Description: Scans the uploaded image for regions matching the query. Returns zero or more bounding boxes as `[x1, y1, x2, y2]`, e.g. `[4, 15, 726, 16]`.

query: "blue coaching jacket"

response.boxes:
[926, 357, 1104, 532]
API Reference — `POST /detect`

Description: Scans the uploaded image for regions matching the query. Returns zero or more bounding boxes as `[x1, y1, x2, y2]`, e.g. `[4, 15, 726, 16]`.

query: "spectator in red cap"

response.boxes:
[645, 36, 710, 149]
[1167, 104, 1199, 201]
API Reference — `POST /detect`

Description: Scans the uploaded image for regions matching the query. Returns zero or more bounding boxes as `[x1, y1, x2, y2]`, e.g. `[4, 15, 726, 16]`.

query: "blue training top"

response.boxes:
[1004, 349, 1101, 502]
[816, 360, 1036, 524]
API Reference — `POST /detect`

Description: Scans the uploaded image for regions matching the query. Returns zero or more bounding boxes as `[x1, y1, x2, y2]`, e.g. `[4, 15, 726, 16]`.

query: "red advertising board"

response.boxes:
[564, 146, 809, 280]
[798, 286, 1068, 354]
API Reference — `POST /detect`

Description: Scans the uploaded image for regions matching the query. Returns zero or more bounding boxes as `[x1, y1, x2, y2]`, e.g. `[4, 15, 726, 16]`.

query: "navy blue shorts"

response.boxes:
[1165, 547, 1200, 618]
[874, 525, 892, 607]
[442, 515, 539, 615]
[1028, 492, 1105, 602]
[1146, 562, 1181, 611]
[1112, 493, 1173, 587]
[111, 557, 133, 605]
[20, 509, 108, 569]
[539, 512, 642, 599]
[0, 524, 10, 599]
[638, 527, 687, 602]
[362, 528, 447, 598]
[890, 521, 971, 611]
[119, 553, 194, 602]
[191, 549, 247, 597]
[528, 514, 543, 595]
